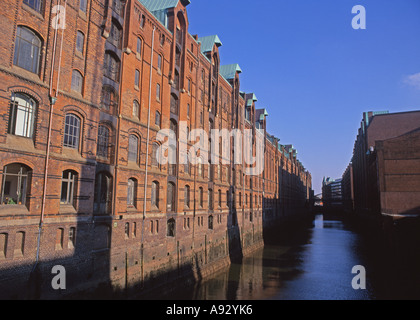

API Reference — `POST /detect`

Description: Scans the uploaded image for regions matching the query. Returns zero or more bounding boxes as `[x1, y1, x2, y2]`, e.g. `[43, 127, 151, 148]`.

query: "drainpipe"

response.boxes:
[34, 0, 66, 271]
[141, 25, 156, 283]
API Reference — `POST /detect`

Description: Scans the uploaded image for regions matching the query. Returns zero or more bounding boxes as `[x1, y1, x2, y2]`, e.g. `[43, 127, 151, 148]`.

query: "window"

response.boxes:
[135, 69, 140, 88]
[140, 14, 145, 29]
[93, 225, 111, 250]
[150, 220, 154, 234]
[101, 85, 118, 114]
[157, 55, 162, 72]
[167, 182, 176, 212]
[160, 34, 165, 46]
[198, 187, 203, 208]
[197, 157, 202, 178]
[60, 170, 77, 206]
[133, 100, 140, 119]
[127, 178, 137, 208]
[170, 94, 178, 114]
[128, 135, 139, 163]
[15, 231, 25, 256]
[68, 227, 75, 248]
[1, 163, 31, 206]
[0, 233, 8, 258]
[184, 185, 190, 208]
[13, 26, 42, 74]
[168, 120, 177, 176]
[208, 215, 213, 230]
[71, 70, 83, 94]
[23, 0, 42, 12]
[125, 223, 130, 239]
[156, 83, 161, 101]
[184, 160, 190, 176]
[208, 189, 213, 210]
[137, 37, 142, 56]
[94, 172, 113, 215]
[109, 20, 122, 49]
[104, 51, 120, 82]
[76, 31, 84, 54]
[8, 93, 36, 138]
[187, 79, 191, 93]
[151, 181, 159, 208]
[187, 104, 190, 118]
[151, 143, 159, 167]
[55, 228, 64, 250]
[132, 223, 137, 238]
[63, 114, 81, 149]
[97, 125, 110, 158]
[79, 0, 87, 13]
[218, 189, 222, 208]
[155, 111, 161, 127]
[167, 218, 175, 237]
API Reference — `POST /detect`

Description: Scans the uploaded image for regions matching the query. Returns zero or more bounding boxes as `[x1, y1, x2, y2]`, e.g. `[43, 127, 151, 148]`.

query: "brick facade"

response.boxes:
[0, 0, 312, 299]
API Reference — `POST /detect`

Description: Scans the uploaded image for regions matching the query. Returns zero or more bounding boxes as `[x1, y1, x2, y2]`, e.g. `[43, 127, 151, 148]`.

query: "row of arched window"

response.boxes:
[0, 162, 246, 213]
[8, 92, 220, 174]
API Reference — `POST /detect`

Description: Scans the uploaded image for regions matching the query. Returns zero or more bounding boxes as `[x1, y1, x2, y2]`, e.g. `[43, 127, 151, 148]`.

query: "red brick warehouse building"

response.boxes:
[0, 0, 312, 298]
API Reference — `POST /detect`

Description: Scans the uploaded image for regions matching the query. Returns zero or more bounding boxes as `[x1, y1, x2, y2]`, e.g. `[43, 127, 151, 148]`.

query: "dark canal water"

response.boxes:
[145, 215, 420, 300]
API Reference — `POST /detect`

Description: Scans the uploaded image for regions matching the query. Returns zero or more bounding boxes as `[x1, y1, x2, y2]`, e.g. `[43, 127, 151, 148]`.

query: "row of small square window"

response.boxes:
[0, 228, 75, 259]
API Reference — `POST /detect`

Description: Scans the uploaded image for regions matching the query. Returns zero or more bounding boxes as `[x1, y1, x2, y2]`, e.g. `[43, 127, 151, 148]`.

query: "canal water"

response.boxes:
[145, 215, 420, 300]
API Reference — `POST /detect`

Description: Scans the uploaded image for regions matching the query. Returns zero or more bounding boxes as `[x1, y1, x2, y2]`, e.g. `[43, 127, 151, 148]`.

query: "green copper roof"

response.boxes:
[138, 0, 190, 12]
[197, 35, 222, 53]
[220, 64, 242, 80]
[259, 109, 268, 120]
[246, 93, 257, 107]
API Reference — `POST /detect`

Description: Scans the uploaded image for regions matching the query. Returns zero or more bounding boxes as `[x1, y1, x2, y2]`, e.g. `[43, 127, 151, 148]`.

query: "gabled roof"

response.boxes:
[246, 93, 258, 106]
[197, 35, 222, 53]
[138, 0, 190, 12]
[220, 64, 242, 80]
[256, 108, 269, 121]
[138, 0, 190, 28]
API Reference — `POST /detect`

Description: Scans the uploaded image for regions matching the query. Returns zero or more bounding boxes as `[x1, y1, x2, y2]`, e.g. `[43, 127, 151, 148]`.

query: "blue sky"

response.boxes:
[187, 0, 420, 194]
